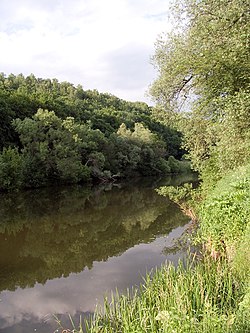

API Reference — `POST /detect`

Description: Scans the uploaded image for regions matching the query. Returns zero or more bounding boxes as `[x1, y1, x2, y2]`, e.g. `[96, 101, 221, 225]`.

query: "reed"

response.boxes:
[61, 255, 248, 333]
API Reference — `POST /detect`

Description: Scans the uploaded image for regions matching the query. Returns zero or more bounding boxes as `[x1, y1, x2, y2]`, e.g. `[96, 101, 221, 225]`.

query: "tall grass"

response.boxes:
[59, 256, 248, 333]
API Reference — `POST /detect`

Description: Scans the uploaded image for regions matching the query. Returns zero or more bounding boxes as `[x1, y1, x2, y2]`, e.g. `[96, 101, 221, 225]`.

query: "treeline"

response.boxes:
[0, 73, 187, 190]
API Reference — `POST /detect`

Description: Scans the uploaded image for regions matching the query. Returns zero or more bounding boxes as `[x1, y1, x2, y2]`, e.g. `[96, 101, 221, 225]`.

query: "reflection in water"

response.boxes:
[0, 175, 194, 332]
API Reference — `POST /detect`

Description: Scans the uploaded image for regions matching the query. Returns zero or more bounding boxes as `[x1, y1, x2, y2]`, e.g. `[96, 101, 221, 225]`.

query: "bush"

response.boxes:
[168, 155, 181, 173]
[21, 153, 48, 188]
[156, 158, 171, 174]
[56, 158, 91, 183]
[198, 164, 250, 252]
[178, 160, 192, 173]
[0, 147, 24, 190]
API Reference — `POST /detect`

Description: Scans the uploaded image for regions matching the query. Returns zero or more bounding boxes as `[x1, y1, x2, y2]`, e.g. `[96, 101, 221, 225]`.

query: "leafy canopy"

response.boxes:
[150, 0, 250, 181]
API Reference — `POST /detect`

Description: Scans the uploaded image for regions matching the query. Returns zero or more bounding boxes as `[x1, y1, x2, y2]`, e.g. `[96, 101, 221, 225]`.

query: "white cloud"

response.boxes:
[0, 0, 172, 102]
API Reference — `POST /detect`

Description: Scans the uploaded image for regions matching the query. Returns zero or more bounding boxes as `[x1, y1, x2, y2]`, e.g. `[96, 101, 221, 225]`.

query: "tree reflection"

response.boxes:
[0, 179, 189, 292]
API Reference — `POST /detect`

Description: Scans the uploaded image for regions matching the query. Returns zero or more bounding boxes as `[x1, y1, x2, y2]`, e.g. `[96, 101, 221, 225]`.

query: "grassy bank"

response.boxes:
[58, 164, 249, 333]
[81, 258, 247, 333]
[59, 257, 248, 333]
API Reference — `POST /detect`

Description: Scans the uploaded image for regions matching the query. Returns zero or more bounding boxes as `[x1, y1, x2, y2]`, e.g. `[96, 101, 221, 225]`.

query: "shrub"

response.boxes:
[156, 158, 171, 174]
[0, 147, 24, 190]
[168, 155, 181, 173]
[56, 158, 91, 183]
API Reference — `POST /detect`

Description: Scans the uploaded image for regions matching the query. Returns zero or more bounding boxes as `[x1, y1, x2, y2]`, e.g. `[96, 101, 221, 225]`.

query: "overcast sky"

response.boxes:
[0, 0, 172, 103]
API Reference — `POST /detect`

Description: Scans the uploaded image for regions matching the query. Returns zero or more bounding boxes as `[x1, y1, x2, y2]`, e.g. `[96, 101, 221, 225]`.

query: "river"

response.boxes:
[0, 174, 196, 332]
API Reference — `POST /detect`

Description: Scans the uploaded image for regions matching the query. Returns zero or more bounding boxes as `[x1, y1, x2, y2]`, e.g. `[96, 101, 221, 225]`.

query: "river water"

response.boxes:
[0, 174, 196, 332]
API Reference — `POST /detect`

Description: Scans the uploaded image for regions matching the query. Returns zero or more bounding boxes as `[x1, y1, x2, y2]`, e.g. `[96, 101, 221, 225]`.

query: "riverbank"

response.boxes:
[82, 258, 248, 333]
[62, 164, 250, 332]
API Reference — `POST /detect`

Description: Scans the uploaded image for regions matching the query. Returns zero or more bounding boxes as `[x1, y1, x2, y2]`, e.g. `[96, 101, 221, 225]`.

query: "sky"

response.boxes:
[0, 0, 172, 103]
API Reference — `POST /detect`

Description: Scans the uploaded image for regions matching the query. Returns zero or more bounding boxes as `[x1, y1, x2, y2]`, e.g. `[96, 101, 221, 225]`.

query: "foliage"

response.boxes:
[151, 0, 250, 296]
[150, 4, 250, 332]
[13, 109, 93, 186]
[157, 182, 197, 221]
[151, 0, 250, 107]
[197, 164, 250, 252]
[113, 122, 169, 176]
[150, 0, 250, 181]
[0, 73, 187, 190]
[157, 183, 193, 205]
[168, 155, 180, 173]
[0, 147, 24, 190]
[209, 92, 250, 174]
[0, 72, 182, 154]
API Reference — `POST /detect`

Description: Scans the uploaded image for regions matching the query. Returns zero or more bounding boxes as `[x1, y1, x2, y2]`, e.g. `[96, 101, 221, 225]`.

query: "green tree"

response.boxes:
[0, 72, 183, 160]
[14, 109, 90, 186]
[150, 0, 250, 180]
[0, 71, 187, 189]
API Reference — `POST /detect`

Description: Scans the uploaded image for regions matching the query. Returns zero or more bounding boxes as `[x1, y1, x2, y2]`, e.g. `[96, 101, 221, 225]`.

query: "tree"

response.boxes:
[13, 109, 90, 186]
[150, 0, 250, 179]
[0, 71, 187, 190]
[151, 0, 250, 108]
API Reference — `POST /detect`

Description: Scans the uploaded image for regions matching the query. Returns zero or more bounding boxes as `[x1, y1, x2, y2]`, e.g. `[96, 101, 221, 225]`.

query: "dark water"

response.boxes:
[0, 174, 196, 333]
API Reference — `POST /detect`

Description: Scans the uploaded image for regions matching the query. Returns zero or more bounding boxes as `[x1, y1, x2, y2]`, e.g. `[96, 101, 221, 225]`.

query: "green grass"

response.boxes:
[197, 164, 250, 253]
[57, 256, 248, 333]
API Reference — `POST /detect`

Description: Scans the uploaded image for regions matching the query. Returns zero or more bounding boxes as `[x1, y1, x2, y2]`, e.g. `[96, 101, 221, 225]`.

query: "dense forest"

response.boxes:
[0, 73, 187, 190]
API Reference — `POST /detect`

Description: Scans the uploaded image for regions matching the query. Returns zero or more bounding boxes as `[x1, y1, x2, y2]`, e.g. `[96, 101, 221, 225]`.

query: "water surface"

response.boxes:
[0, 175, 195, 332]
